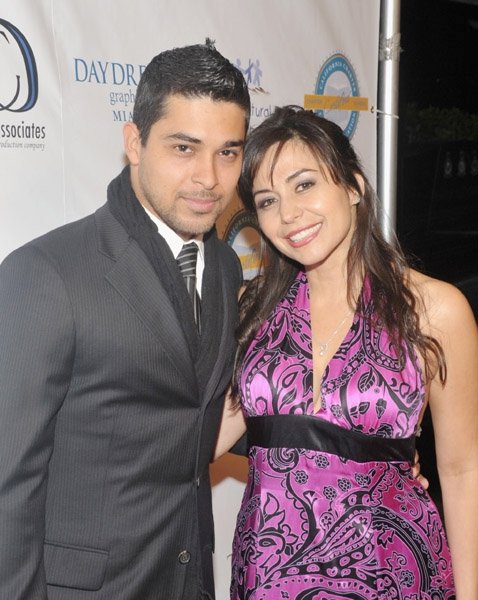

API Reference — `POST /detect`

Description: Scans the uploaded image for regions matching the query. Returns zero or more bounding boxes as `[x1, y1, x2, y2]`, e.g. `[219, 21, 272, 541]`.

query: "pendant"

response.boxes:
[318, 344, 327, 356]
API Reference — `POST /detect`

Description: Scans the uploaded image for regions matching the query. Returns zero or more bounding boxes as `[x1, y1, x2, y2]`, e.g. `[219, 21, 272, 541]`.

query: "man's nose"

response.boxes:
[191, 155, 218, 190]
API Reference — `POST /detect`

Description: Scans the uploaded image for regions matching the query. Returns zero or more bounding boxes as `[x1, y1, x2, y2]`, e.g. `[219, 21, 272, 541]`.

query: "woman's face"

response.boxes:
[252, 140, 360, 273]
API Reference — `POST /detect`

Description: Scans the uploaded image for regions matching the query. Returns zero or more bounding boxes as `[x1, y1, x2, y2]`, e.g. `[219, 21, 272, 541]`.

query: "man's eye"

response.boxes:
[175, 144, 191, 153]
[220, 148, 239, 158]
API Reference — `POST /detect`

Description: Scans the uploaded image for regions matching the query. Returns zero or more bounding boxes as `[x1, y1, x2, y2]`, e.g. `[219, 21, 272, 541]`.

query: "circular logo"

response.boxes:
[315, 53, 359, 139]
[0, 19, 38, 113]
[224, 210, 262, 281]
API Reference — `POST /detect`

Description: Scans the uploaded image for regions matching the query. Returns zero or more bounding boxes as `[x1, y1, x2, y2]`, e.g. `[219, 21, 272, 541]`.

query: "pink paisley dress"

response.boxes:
[231, 271, 455, 599]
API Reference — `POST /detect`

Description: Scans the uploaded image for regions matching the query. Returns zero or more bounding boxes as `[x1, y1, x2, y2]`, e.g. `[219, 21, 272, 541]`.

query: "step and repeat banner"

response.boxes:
[1, 1, 380, 595]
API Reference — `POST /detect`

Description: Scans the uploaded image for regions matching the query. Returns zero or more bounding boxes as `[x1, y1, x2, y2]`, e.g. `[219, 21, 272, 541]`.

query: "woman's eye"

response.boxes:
[255, 197, 275, 210]
[297, 180, 314, 192]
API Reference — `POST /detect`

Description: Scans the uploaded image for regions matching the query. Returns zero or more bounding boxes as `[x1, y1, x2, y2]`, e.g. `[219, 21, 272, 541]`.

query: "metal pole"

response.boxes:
[377, 0, 401, 241]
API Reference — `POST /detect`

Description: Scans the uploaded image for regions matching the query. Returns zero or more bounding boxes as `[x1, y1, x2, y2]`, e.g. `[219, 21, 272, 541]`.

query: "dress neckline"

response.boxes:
[295, 270, 361, 414]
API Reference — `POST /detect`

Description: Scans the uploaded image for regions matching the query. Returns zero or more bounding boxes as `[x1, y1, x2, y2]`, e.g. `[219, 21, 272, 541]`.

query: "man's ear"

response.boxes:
[123, 121, 141, 166]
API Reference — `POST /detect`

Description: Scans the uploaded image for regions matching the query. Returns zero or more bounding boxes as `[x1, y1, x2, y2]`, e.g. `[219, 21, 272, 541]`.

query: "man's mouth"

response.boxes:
[181, 194, 221, 212]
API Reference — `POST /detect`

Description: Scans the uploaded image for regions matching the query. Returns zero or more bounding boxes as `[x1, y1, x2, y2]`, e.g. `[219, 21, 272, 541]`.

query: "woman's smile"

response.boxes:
[286, 222, 322, 246]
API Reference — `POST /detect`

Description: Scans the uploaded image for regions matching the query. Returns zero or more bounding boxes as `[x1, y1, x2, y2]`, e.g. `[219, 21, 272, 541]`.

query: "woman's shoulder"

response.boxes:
[407, 268, 476, 333]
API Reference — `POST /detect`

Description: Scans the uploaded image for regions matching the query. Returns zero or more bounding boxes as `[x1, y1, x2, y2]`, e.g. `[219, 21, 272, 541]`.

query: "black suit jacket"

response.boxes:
[0, 202, 242, 599]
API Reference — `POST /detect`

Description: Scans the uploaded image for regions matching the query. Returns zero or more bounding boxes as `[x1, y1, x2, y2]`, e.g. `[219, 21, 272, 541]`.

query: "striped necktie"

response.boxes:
[176, 242, 201, 331]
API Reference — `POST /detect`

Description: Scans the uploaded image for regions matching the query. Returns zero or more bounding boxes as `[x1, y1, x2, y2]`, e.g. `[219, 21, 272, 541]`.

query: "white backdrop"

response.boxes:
[0, 1, 380, 596]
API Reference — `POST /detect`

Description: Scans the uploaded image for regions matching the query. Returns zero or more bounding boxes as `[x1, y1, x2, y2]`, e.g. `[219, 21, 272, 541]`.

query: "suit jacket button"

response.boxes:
[178, 550, 191, 564]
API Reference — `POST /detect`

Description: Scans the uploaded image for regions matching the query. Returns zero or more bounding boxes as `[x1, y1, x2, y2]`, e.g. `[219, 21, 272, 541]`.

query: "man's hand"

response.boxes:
[411, 450, 429, 489]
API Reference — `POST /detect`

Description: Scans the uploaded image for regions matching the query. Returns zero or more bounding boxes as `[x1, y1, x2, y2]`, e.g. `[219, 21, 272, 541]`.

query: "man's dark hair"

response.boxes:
[133, 38, 250, 143]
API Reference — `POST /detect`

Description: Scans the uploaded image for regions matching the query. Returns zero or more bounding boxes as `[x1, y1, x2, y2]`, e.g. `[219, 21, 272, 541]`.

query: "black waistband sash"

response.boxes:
[247, 414, 416, 463]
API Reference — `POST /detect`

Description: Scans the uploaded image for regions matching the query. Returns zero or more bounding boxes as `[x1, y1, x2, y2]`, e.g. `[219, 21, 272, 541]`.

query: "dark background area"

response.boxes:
[397, 0, 478, 506]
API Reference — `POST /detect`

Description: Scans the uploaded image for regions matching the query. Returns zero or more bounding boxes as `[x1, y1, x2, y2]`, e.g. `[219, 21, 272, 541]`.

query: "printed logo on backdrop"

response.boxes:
[219, 57, 272, 270]
[222, 209, 262, 281]
[304, 53, 369, 139]
[0, 19, 46, 152]
[73, 58, 146, 123]
[73, 55, 269, 127]
[235, 56, 272, 128]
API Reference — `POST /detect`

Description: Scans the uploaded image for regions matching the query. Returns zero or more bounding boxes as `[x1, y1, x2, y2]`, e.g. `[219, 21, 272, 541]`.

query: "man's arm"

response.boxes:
[213, 391, 246, 460]
[0, 245, 75, 598]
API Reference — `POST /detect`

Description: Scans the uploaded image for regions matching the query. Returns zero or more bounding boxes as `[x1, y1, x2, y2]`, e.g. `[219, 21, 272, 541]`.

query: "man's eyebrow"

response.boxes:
[166, 132, 201, 144]
[222, 140, 245, 149]
[165, 133, 244, 149]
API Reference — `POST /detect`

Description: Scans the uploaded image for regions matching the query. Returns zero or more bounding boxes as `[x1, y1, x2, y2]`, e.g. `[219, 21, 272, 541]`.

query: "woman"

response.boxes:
[217, 106, 478, 599]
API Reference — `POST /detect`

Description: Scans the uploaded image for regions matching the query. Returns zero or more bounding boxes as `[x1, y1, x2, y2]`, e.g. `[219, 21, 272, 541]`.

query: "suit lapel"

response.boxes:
[96, 205, 197, 389]
[197, 236, 235, 405]
[202, 274, 232, 403]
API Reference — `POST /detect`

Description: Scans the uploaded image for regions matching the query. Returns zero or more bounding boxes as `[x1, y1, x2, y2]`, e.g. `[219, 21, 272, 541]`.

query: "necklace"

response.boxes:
[317, 312, 351, 357]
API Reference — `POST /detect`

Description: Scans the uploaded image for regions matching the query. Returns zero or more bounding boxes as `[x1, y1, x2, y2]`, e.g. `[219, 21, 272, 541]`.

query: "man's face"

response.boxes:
[124, 94, 247, 240]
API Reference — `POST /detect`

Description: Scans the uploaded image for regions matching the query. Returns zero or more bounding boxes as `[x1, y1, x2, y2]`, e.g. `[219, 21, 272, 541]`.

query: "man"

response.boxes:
[0, 40, 249, 599]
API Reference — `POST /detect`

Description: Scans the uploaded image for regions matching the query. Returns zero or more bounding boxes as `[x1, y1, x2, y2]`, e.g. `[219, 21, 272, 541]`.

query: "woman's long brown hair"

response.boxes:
[232, 106, 445, 401]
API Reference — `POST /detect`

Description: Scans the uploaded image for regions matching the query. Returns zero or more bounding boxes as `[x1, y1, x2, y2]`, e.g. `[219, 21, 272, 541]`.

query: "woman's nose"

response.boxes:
[279, 196, 302, 223]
